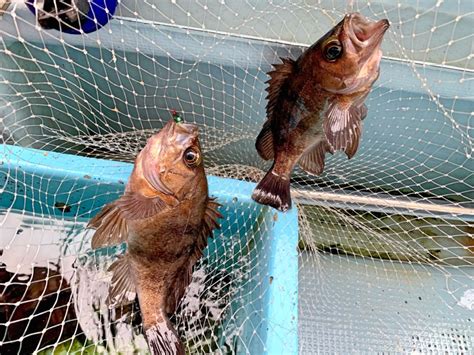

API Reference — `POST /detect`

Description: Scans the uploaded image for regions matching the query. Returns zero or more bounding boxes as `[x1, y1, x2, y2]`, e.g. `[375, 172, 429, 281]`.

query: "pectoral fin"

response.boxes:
[324, 100, 365, 159]
[107, 254, 136, 307]
[298, 140, 332, 175]
[360, 104, 368, 121]
[116, 191, 166, 220]
[88, 191, 166, 248]
[89, 202, 128, 249]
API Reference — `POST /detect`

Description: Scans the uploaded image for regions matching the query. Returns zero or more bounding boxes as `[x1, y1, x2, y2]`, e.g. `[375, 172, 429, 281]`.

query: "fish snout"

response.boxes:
[345, 13, 389, 48]
[151, 120, 199, 148]
[178, 123, 199, 136]
[160, 120, 198, 139]
[373, 19, 390, 39]
[168, 121, 200, 149]
[380, 19, 390, 31]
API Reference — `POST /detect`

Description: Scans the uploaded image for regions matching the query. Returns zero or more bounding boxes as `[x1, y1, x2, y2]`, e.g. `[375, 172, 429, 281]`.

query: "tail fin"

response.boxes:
[252, 169, 291, 212]
[145, 320, 185, 355]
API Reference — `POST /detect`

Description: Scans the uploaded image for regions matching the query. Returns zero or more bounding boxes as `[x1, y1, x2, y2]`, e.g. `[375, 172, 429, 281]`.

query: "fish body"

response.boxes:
[252, 13, 390, 211]
[88, 119, 222, 355]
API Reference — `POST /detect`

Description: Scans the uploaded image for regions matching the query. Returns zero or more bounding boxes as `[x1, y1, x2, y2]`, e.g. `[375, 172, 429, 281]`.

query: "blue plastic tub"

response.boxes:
[0, 144, 299, 355]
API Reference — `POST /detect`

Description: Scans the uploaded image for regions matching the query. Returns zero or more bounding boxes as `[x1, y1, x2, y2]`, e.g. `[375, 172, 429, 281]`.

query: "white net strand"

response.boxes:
[0, 0, 473, 354]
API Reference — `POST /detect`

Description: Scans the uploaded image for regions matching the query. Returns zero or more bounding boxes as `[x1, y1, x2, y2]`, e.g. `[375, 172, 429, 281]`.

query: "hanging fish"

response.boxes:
[88, 115, 222, 355]
[34, 0, 90, 31]
[252, 13, 390, 211]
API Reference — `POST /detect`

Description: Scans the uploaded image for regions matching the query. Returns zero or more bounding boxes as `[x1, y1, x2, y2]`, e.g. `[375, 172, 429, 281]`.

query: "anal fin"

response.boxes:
[298, 140, 331, 176]
[107, 254, 136, 307]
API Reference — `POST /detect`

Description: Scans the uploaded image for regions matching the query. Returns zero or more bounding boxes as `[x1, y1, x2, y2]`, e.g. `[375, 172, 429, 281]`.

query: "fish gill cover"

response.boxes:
[0, 0, 473, 354]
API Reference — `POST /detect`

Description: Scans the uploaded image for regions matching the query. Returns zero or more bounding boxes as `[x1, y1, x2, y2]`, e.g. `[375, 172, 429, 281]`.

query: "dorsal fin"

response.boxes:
[194, 198, 222, 259]
[266, 57, 296, 119]
[166, 261, 193, 315]
[298, 140, 332, 176]
[256, 58, 295, 161]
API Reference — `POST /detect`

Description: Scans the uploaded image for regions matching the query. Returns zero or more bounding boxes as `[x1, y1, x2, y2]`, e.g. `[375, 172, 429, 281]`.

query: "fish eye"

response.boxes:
[183, 147, 201, 167]
[324, 41, 343, 62]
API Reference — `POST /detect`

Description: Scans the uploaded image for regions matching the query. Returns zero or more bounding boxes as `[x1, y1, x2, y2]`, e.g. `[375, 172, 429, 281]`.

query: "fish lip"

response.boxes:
[163, 119, 199, 137]
[160, 120, 199, 150]
[345, 13, 390, 50]
[178, 123, 199, 136]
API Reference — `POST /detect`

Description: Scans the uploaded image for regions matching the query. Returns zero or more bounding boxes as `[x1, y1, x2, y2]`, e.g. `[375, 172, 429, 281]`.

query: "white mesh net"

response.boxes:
[0, 0, 473, 354]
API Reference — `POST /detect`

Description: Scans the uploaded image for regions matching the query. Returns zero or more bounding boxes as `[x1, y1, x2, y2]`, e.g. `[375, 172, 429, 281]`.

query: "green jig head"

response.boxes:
[171, 109, 183, 124]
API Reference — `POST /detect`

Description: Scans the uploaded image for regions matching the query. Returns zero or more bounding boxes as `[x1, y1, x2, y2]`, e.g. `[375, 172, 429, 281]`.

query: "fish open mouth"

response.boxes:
[162, 119, 198, 137]
[346, 13, 390, 49]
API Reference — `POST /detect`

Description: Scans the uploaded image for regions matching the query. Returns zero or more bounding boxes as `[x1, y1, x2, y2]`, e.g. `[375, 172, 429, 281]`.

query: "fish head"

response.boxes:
[134, 119, 207, 201]
[307, 13, 390, 95]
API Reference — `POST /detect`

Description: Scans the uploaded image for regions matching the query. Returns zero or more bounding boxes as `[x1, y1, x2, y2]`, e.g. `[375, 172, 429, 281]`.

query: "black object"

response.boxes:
[35, 0, 90, 31]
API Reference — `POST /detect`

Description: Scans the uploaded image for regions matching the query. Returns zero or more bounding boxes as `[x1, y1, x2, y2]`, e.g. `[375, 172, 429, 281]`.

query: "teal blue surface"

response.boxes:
[0, 144, 299, 355]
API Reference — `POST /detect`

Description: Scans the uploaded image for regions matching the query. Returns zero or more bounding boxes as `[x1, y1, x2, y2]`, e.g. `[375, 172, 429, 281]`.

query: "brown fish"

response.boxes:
[88, 119, 222, 355]
[252, 13, 390, 211]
